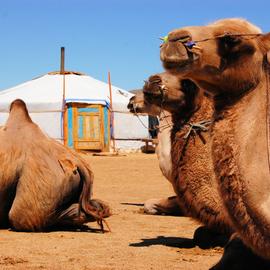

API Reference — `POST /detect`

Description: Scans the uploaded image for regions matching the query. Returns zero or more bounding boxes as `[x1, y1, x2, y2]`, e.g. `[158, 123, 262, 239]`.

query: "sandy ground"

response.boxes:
[0, 153, 223, 270]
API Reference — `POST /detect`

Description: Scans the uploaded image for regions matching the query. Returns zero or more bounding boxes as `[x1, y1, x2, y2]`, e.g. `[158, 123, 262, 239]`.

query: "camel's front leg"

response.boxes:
[144, 196, 184, 216]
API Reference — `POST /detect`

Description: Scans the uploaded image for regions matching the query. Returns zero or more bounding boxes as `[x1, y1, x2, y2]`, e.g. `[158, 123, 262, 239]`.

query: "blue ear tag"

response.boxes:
[185, 41, 196, 49]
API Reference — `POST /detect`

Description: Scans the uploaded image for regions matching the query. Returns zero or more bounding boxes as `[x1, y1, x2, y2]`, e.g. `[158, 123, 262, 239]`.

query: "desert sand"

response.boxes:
[0, 153, 223, 270]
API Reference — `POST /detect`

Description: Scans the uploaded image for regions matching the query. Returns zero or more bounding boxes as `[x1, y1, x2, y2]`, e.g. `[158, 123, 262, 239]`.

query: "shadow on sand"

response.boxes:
[6, 224, 109, 234]
[129, 236, 195, 249]
[120, 202, 144, 207]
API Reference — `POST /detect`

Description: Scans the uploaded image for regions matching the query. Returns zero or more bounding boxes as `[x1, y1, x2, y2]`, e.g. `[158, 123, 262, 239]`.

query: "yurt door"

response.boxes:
[74, 104, 104, 150]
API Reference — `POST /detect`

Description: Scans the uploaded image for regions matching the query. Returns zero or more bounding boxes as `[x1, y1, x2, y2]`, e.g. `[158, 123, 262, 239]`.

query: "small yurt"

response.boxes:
[0, 71, 149, 152]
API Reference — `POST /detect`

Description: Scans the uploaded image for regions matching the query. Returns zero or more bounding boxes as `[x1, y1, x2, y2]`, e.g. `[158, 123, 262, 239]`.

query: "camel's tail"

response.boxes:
[77, 164, 111, 232]
[87, 199, 111, 232]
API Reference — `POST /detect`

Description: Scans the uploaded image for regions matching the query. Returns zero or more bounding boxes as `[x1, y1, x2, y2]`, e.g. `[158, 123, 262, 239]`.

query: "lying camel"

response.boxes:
[129, 72, 233, 248]
[0, 99, 110, 231]
[160, 18, 270, 269]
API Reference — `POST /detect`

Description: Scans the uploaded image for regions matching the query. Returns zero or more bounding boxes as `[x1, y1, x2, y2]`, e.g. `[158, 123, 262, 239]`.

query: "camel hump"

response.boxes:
[9, 99, 28, 112]
[7, 99, 33, 125]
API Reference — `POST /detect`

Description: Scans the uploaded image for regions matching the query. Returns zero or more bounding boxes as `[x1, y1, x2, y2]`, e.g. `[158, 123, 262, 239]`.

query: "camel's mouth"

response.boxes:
[127, 97, 146, 114]
[127, 97, 136, 113]
[128, 105, 145, 114]
[162, 60, 192, 72]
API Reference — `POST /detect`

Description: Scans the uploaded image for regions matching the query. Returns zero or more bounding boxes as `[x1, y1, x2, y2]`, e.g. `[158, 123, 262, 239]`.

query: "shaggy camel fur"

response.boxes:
[0, 99, 110, 232]
[129, 73, 233, 247]
[160, 18, 270, 268]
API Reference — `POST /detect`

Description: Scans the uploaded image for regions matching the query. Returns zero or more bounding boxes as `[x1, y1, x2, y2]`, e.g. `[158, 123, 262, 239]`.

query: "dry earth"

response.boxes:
[0, 153, 223, 270]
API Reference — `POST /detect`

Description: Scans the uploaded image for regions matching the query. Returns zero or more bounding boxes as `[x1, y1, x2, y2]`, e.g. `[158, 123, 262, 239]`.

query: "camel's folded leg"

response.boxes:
[144, 196, 184, 216]
[210, 234, 270, 270]
[55, 200, 111, 229]
[193, 226, 230, 249]
[55, 203, 93, 228]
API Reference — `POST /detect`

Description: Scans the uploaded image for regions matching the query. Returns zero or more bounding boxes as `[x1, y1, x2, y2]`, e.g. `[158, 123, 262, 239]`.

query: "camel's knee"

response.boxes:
[144, 196, 182, 216]
[8, 208, 34, 231]
[144, 198, 165, 215]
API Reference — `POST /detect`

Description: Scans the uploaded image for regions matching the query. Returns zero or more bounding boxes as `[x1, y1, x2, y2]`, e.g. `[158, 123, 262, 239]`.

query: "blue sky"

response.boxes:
[1, 0, 270, 91]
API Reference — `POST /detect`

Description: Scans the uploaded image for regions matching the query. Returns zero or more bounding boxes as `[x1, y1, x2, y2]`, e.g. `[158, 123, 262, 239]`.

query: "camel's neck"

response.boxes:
[156, 97, 213, 184]
[213, 79, 270, 192]
[171, 96, 213, 144]
[213, 86, 256, 115]
[170, 96, 213, 180]
[168, 96, 231, 228]
[212, 77, 270, 253]
[156, 111, 173, 182]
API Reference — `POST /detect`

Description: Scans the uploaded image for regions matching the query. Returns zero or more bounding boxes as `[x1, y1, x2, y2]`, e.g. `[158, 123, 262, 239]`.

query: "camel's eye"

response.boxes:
[220, 34, 241, 47]
[177, 36, 190, 43]
[167, 34, 191, 43]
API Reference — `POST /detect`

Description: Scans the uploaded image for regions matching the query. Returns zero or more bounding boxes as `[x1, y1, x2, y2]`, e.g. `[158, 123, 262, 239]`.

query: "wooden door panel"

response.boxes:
[74, 105, 104, 150]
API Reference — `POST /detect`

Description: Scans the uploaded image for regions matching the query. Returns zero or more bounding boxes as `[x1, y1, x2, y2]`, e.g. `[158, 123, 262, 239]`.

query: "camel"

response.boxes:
[128, 72, 233, 248]
[0, 99, 110, 232]
[128, 87, 183, 216]
[160, 18, 270, 269]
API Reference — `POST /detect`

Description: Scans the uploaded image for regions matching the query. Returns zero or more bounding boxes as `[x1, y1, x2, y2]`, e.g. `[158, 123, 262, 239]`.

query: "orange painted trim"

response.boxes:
[63, 104, 68, 146]
[72, 105, 78, 150]
[99, 105, 105, 151]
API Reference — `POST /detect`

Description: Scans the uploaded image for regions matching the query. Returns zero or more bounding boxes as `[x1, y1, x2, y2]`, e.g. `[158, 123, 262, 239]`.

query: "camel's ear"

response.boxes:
[220, 34, 242, 47]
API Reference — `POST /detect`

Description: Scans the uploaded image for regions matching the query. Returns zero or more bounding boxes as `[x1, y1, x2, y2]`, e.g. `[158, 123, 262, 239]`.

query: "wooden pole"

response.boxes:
[108, 71, 116, 152]
[60, 47, 67, 145]
[60, 47, 65, 75]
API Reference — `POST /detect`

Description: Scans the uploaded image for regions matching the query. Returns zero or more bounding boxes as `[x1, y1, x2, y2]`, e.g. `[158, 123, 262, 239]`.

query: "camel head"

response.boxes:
[142, 72, 202, 114]
[160, 18, 270, 97]
[143, 73, 184, 102]
[128, 72, 189, 116]
[127, 90, 163, 116]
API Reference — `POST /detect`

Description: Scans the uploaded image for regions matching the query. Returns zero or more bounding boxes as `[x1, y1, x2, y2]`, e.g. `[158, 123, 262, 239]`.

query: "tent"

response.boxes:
[0, 71, 149, 151]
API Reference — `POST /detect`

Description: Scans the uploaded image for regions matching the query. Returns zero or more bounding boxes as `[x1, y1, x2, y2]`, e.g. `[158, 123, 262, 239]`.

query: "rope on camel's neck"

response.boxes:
[177, 119, 213, 165]
[131, 95, 173, 132]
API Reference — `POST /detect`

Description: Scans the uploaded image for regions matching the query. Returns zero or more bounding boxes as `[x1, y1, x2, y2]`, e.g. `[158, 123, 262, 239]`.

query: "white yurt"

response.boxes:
[0, 71, 149, 152]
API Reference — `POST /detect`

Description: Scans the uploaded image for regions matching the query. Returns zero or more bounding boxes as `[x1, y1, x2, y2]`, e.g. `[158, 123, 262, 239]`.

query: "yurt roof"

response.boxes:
[0, 71, 133, 112]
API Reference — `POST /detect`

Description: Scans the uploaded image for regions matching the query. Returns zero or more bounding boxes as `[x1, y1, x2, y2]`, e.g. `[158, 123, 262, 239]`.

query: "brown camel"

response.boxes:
[160, 18, 270, 269]
[0, 99, 110, 232]
[128, 72, 233, 248]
